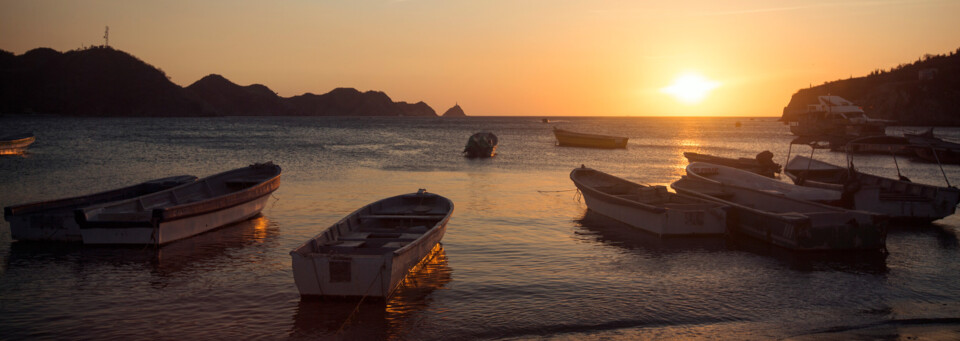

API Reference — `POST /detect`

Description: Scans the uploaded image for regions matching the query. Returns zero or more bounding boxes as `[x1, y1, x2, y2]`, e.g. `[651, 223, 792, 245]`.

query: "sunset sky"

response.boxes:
[1, 0, 958, 116]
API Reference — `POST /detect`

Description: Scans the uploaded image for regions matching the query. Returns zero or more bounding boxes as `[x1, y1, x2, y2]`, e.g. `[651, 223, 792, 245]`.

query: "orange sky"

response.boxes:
[1, 0, 958, 116]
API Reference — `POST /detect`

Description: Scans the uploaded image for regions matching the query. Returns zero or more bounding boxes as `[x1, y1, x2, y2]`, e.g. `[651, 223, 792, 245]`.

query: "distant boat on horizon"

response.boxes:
[553, 127, 627, 149]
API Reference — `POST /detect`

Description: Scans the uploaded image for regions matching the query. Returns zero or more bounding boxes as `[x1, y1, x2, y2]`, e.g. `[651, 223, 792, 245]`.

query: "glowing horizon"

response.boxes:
[0, 1, 958, 117]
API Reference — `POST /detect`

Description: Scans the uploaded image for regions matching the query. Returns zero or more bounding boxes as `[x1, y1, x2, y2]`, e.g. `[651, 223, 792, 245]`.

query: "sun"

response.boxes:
[661, 73, 720, 104]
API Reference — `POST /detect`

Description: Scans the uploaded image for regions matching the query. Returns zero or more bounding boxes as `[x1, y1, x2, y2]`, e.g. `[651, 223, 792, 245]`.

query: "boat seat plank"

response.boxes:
[94, 212, 151, 221]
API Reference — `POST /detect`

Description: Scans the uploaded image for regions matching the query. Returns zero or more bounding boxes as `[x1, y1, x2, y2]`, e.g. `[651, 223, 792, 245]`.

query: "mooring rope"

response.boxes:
[336, 261, 386, 335]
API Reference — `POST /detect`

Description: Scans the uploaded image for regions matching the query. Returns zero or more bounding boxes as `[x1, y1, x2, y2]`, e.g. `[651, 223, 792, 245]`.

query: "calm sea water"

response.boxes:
[1, 115, 959, 340]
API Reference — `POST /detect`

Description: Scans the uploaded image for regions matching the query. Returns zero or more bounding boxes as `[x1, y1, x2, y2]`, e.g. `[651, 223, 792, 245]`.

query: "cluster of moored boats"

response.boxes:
[3, 160, 453, 300]
[572, 150, 959, 253]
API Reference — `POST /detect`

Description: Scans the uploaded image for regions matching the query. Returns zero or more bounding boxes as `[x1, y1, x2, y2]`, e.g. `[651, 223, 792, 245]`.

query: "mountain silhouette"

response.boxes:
[0, 46, 437, 117]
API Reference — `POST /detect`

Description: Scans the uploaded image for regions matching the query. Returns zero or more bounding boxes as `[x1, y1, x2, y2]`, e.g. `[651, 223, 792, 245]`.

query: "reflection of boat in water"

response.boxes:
[683, 151, 781, 178]
[780, 95, 892, 138]
[553, 127, 627, 149]
[4, 175, 197, 242]
[462, 132, 498, 158]
[290, 245, 452, 340]
[570, 166, 727, 236]
[0, 132, 36, 155]
[291, 189, 453, 299]
[4, 215, 278, 276]
[77, 162, 281, 245]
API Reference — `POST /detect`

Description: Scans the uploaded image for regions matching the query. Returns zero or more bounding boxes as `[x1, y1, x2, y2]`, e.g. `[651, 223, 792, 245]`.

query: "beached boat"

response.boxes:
[4, 175, 197, 242]
[76, 162, 281, 245]
[671, 176, 887, 251]
[685, 162, 840, 203]
[463, 132, 498, 158]
[683, 151, 781, 178]
[0, 133, 36, 155]
[784, 155, 960, 223]
[290, 189, 453, 299]
[553, 127, 627, 149]
[570, 166, 727, 236]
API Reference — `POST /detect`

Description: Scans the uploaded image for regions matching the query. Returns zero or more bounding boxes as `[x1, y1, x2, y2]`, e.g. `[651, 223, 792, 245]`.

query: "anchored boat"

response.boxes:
[671, 175, 887, 251]
[290, 189, 454, 299]
[553, 127, 627, 149]
[570, 166, 727, 236]
[4, 175, 197, 242]
[0, 133, 36, 155]
[76, 162, 281, 245]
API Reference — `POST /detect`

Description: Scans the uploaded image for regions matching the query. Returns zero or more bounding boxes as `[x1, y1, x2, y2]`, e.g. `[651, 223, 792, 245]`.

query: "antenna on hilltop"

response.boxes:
[104, 26, 109, 47]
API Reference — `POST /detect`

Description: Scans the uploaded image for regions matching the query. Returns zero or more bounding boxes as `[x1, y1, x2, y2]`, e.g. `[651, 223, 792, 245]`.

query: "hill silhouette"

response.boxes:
[784, 48, 960, 125]
[0, 46, 437, 117]
[442, 104, 467, 117]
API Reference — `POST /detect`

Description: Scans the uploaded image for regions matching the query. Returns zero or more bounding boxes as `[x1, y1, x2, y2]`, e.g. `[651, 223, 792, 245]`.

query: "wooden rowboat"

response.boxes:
[683, 151, 781, 178]
[3, 175, 197, 242]
[570, 166, 727, 236]
[784, 155, 960, 223]
[0, 133, 36, 155]
[76, 162, 281, 245]
[290, 189, 453, 299]
[671, 175, 887, 251]
[553, 127, 627, 149]
[685, 162, 841, 204]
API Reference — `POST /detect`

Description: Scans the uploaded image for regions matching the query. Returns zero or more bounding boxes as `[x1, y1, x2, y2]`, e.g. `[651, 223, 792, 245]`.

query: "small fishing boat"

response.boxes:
[4, 175, 198, 242]
[784, 155, 960, 223]
[683, 151, 781, 178]
[905, 128, 960, 164]
[0, 133, 36, 155]
[290, 189, 453, 299]
[76, 162, 281, 245]
[685, 162, 840, 203]
[553, 127, 627, 149]
[570, 166, 727, 236]
[463, 132, 498, 158]
[841, 135, 914, 155]
[671, 176, 887, 251]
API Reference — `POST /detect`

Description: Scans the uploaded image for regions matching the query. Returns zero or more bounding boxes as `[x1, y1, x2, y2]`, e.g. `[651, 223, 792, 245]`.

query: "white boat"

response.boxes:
[3, 175, 197, 242]
[570, 166, 727, 236]
[685, 162, 841, 203]
[76, 162, 281, 245]
[779, 95, 892, 137]
[784, 155, 960, 223]
[671, 175, 887, 251]
[0, 133, 36, 155]
[290, 189, 454, 299]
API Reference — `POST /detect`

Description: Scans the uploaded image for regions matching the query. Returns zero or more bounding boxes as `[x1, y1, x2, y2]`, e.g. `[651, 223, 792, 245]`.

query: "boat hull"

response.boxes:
[785, 155, 960, 223]
[4, 175, 197, 242]
[79, 194, 271, 245]
[0, 133, 36, 155]
[671, 176, 887, 251]
[290, 191, 453, 299]
[578, 190, 726, 236]
[554, 128, 627, 149]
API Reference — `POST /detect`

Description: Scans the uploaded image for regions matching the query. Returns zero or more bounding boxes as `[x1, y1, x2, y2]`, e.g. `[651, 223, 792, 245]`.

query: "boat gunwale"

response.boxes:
[76, 164, 281, 228]
[570, 167, 723, 214]
[4, 175, 197, 218]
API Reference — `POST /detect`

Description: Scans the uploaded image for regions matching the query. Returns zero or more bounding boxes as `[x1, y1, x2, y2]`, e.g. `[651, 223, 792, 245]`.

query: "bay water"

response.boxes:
[1, 116, 959, 339]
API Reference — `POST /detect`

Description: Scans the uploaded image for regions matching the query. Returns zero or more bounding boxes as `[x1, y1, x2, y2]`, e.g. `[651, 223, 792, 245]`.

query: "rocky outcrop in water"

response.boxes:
[0, 46, 437, 117]
[784, 48, 960, 126]
[442, 104, 467, 117]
